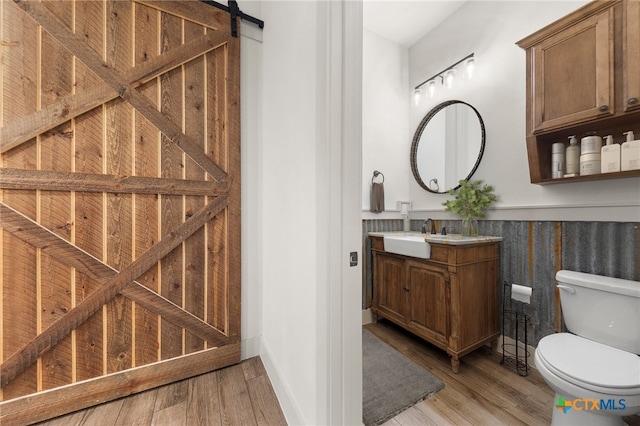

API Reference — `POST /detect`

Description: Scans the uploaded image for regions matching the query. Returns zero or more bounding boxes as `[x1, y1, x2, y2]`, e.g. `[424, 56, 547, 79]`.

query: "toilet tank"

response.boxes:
[556, 270, 640, 354]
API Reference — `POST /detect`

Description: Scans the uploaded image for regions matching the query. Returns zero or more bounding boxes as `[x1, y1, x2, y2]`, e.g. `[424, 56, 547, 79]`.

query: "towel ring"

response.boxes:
[372, 170, 384, 184]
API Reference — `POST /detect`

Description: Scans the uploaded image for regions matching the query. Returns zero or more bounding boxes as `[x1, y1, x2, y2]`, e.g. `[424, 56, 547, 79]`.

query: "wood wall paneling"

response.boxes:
[183, 20, 207, 355]
[134, 1, 161, 367]
[159, 11, 185, 360]
[2, 0, 40, 401]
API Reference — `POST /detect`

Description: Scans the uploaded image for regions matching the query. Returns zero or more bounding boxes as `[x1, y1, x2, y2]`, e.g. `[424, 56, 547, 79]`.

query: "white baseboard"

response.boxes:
[259, 339, 304, 426]
[241, 335, 261, 360]
[361, 308, 373, 325]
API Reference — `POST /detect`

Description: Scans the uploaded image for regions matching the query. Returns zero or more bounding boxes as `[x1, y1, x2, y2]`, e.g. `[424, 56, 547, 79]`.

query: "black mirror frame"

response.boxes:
[410, 100, 486, 194]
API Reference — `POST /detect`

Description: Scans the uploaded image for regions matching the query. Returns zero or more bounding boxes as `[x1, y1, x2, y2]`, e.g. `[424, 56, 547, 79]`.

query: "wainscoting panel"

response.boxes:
[562, 222, 638, 279]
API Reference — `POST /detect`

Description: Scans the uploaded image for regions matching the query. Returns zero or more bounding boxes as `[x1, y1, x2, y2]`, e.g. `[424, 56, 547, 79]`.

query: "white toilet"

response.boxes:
[534, 270, 640, 426]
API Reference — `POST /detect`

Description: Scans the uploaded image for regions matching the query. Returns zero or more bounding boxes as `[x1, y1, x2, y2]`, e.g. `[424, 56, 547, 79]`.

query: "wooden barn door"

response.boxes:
[0, 0, 240, 423]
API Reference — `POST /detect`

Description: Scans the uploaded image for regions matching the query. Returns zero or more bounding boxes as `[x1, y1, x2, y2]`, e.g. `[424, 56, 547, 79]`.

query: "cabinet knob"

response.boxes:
[598, 105, 609, 112]
[628, 97, 638, 105]
[403, 287, 410, 292]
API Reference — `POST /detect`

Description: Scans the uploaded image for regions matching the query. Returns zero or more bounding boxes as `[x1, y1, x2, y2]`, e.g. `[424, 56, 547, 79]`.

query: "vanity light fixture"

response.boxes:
[413, 53, 475, 104]
[427, 78, 439, 98]
[465, 56, 475, 79]
[413, 87, 422, 106]
[444, 68, 456, 89]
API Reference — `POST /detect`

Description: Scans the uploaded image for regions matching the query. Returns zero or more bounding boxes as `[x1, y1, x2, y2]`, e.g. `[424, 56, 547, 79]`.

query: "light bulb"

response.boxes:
[444, 69, 456, 89]
[413, 88, 421, 106]
[427, 80, 437, 97]
[466, 57, 475, 79]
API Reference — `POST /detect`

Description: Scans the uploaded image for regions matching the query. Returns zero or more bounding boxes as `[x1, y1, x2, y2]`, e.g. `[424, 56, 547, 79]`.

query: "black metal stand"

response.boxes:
[500, 283, 531, 376]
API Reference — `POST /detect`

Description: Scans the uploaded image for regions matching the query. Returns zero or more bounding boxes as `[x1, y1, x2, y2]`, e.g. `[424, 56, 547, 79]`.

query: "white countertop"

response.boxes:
[368, 231, 503, 245]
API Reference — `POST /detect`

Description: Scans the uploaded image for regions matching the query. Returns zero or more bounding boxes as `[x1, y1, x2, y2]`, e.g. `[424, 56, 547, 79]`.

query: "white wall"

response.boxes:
[362, 29, 411, 215]
[364, 1, 640, 222]
[259, 2, 320, 423]
[241, 1, 363, 425]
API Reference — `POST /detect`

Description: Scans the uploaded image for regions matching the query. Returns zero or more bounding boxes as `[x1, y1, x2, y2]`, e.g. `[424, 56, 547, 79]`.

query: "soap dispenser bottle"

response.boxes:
[601, 135, 620, 173]
[621, 131, 640, 171]
[565, 135, 580, 176]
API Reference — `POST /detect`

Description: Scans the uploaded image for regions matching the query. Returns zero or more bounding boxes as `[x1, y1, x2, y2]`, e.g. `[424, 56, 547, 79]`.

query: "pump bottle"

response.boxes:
[621, 131, 640, 171]
[565, 135, 580, 176]
[601, 135, 620, 173]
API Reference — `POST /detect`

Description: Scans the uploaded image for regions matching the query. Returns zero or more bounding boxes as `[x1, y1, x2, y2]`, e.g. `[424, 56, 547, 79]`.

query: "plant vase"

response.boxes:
[442, 180, 497, 237]
[461, 218, 478, 237]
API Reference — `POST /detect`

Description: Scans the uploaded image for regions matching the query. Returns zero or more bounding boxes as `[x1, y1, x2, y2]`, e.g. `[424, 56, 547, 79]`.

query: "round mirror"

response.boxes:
[410, 100, 485, 194]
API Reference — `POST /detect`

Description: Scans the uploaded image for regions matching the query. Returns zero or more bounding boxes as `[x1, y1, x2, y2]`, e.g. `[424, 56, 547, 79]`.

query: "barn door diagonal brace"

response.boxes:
[0, 202, 230, 349]
[0, 31, 229, 154]
[200, 0, 264, 37]
[0, 197, 228, 388]
[11, 0, 230, 183]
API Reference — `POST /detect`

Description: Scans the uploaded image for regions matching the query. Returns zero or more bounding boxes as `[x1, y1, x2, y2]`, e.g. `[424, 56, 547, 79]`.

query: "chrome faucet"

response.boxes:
[421, 218, 436, 234]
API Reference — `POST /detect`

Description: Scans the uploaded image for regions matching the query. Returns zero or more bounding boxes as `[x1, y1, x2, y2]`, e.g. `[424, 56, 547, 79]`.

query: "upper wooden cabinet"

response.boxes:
[530, 7, 614, 131]
[624, 0, 640, 113]
[517, 0, 640, 184]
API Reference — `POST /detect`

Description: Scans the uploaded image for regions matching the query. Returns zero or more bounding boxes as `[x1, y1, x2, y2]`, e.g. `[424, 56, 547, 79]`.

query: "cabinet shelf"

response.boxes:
[534, 170, 640, 185]
[526, 110, 640, 183]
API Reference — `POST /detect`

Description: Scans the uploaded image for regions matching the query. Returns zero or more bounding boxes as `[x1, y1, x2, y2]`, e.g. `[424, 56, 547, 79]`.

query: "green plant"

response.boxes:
[442, 179, 498, 221]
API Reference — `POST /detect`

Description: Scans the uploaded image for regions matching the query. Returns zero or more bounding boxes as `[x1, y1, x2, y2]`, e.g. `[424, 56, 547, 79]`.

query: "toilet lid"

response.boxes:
[537, 333, 640, 390]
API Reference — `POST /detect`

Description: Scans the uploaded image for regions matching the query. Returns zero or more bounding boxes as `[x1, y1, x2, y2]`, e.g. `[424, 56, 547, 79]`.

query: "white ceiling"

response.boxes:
[363, 0, 467, 48]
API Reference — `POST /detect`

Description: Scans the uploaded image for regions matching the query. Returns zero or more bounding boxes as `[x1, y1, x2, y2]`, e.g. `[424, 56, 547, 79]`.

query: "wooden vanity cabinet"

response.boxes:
[517, 0, 640, 184]
[371, 236, 500, 373]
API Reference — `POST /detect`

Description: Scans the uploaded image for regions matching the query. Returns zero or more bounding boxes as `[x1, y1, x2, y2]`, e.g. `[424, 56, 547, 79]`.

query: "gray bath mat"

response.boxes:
[363, 328, 445, 426]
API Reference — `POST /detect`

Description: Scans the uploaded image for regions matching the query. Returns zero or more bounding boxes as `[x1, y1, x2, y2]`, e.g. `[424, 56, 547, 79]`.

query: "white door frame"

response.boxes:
[316, 0, 363, 424]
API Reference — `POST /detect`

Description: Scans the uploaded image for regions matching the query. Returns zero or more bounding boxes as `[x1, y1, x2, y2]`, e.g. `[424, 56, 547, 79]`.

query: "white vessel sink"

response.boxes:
[383, 234, 431, 259]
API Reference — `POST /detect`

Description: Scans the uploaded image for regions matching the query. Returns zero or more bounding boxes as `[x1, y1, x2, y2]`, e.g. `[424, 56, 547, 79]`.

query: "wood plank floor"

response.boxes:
[367, 320, 553, 426]
[367, 320, 640, 426]
[35, 323, 640, 425]
[35, 356, 287, 426]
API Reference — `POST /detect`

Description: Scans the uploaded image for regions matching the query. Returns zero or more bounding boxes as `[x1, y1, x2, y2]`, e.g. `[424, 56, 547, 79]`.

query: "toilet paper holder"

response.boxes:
[500, 282, 532, 376]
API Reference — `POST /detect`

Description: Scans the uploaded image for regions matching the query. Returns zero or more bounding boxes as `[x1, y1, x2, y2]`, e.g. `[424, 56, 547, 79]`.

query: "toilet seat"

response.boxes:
[537, 333, 640, 395]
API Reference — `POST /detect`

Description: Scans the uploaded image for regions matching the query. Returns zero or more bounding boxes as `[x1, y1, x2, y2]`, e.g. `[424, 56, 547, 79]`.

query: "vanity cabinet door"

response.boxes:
[624, 0, 640, 113]
[374, 253, 408, 324]
[406, 261, 449, 347]
[531, 8, 614, 132]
